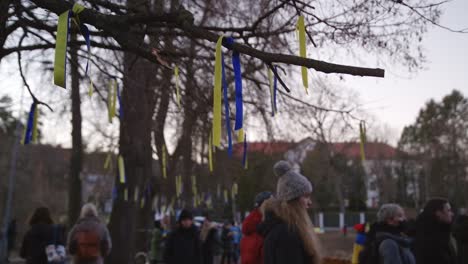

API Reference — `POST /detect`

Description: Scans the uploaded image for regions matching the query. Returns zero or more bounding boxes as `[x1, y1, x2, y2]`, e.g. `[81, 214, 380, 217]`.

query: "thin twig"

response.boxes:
[17, 32, 53, 112]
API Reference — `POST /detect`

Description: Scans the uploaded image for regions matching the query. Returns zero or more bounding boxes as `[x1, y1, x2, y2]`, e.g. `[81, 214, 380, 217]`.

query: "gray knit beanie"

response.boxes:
[273, 160, 313, 201]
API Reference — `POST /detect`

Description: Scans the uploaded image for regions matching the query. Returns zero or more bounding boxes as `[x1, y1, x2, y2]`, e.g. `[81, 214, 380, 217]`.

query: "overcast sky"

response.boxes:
[343, 0, 468, 144]
[1, 1, 467, 148]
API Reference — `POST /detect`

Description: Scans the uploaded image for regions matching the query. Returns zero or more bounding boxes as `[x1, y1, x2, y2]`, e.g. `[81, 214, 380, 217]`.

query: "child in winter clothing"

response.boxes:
[240, 191, 272, 264]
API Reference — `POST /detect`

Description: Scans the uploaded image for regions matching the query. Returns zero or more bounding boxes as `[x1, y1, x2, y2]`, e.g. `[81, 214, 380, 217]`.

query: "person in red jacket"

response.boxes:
[240, 191, 272, 264]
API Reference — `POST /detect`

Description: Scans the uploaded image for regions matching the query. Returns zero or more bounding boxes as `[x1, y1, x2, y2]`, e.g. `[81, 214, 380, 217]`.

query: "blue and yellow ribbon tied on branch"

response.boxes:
[212, 36, 224, 147]
[297, 15, 308, 93]
[359, 121, 367, 162]
[118, 155, 126, 184]
[22, 102, 39, 145]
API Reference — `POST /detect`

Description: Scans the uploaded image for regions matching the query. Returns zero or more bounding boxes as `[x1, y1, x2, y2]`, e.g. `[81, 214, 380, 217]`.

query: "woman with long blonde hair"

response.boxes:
[259, 160, 322, 264]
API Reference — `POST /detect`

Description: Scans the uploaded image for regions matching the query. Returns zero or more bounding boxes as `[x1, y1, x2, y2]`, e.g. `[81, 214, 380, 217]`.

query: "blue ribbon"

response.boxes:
[222, 54, 233, 157]
[225, 38, 243, 130]
[117, 83, 123, 118]
[23, 103, 36, 145]
[242, 133, 247, 167]
[80, 24, 91, 75]
[112, 186, 118, 201]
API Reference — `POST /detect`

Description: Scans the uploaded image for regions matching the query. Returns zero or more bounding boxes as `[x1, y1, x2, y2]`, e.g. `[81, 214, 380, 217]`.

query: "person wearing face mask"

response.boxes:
[378, 204, 415, 264]
[358, 204, 414, 264]
[414, 198, 457, 264]
[258, 160, 322, 264]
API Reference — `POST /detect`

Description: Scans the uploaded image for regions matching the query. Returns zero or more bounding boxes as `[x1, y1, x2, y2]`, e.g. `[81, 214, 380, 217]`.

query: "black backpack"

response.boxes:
[358, 236, 405, 264]
[358, 237, 381, 264]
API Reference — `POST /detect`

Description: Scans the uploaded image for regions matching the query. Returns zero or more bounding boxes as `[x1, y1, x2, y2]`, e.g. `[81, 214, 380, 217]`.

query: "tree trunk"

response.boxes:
[106, 44, 156, 264]
[68, 32, 82, 226]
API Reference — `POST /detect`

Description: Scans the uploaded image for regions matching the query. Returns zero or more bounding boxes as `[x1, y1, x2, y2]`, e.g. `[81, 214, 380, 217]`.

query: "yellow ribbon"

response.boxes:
[237, 128, 244, 143]
[88, 79, 94, 98]
[208, 133, 213, 173]
[297, 16, 308, 93]
[107, 81, 116, 123]
[359, 121, 367, 162]
[118, 155, 126, 184]
[174, 66, 181, 108]
[224, 189, 228, 203]
[162, 144, 167, 179]
[32, 107, 39, 143]
[134, 186, 139, 202]
[268, 68, 275, 116]
[53, 10, 70, 88]
[191, 175, 197, 195]
[212, 36, 224, 147]
[103, 152, 112, 170]
[124, 188, 128, 201]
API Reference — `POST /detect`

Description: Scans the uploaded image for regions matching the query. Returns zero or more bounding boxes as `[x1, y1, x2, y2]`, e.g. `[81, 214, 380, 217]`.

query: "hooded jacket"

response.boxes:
[376, 232, 415, 264]
[414, 212, 457, 264]
[163, 224, 201, 264]
[67, 216, 112, 264]
[240, 208, 264, 264]
[20, 224, 65, 264]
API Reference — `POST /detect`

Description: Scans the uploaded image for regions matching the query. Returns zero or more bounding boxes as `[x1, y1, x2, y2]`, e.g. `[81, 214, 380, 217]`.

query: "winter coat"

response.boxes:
[240, 208, 264, 264]
[414, 212, 457, 264]
[377, 232, 415, 264]
[259, 211, 313, 264]
[221, 227, 234, 254]
[201, 225, 219, 264]
[163, 225, 201, 264]
[20, 224, 66, 264]
[149, 228, 164, 262]
[453, 215, 468, 264]
[67, 216, 112, 264]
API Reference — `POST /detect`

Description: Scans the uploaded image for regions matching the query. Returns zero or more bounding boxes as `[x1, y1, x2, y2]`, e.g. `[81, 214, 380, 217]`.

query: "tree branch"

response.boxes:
[30, 0, 385, 78]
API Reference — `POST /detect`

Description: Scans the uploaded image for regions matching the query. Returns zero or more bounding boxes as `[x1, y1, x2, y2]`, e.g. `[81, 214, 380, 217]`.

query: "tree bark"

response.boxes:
[68, 32, 83, 226]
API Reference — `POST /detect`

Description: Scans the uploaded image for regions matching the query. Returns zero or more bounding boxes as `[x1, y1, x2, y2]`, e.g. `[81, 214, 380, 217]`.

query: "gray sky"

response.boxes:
[344, 0, 468, 144]
[1, 0, 468, 148]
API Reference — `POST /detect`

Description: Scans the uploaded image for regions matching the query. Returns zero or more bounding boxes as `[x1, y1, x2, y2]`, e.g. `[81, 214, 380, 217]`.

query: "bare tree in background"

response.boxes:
[0, 0, 465, 262]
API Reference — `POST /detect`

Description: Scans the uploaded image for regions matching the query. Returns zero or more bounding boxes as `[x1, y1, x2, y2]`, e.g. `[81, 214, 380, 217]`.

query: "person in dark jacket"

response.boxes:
[259, 160, 322, 264]
[414, 198, 457, 264]
[20, 207, 65, 264]
[163, 209, 201, 264]
[67, 203, 112, 264]
[200, 216, 219, 264]
[221, 221, 235, 264]
[453, 209, 468, 264]
[374, 203, 415, 264]
[240, 191, 272, 264]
